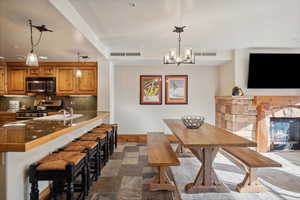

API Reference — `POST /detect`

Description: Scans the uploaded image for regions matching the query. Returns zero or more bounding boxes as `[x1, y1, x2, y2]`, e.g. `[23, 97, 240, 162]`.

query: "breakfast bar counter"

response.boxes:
[0, 111, 109, 152]
[0, 111, 110, 200]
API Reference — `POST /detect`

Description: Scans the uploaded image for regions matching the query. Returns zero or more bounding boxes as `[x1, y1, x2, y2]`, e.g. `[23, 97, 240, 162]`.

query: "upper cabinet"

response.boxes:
[56, 66, 76, 95]
[2, 62, 98, 96]
[0, 66, 6, 95]
[76, 66, 97, 95]
[56, 63, 97, 96]
[7, 67, 27, 94]
[27, 64, 56, 77]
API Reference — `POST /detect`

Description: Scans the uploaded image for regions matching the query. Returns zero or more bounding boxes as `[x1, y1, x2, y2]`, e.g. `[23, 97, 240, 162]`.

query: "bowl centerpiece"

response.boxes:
[181, 115, 205, 129]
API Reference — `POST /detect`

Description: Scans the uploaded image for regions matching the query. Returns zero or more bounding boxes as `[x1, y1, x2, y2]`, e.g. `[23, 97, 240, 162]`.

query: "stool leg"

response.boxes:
[82, 157, 89, 197]
[105, 132, 109, 162]
[66, 163, 75, 200]
[29, 164, 39, 200]
[114, 126, 118, 148]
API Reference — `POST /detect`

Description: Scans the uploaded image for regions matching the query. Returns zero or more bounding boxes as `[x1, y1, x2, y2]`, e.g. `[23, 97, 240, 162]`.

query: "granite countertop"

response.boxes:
[0, 111, 109, 152]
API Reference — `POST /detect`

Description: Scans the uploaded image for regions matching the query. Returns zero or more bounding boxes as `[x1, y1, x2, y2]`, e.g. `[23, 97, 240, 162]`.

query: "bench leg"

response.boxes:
[150, 166, 177, 192]
[220, 150, 267, 193]
[237, 168, 267, 193]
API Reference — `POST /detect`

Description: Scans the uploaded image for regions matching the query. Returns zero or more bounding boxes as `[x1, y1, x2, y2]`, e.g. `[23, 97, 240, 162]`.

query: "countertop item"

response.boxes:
[0, 111, 109, 152]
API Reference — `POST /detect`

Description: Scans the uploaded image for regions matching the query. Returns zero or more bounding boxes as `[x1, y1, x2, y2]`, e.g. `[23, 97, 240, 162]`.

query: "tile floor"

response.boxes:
[88, 142, 300, 200]
[88, 142, 172, 200]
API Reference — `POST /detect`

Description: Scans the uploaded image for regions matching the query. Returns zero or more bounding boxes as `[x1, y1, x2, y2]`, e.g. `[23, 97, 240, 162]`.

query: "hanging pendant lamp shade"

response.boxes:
[26, 51, 39, 67]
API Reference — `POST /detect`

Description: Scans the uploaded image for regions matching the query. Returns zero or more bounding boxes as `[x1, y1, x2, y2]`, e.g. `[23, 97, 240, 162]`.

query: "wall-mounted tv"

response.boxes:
[247, 53, 300, 89]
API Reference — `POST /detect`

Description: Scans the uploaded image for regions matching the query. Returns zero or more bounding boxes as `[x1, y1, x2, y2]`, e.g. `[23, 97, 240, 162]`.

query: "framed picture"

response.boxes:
[140, 75, 162, 105]
[165, 75, 188, 104]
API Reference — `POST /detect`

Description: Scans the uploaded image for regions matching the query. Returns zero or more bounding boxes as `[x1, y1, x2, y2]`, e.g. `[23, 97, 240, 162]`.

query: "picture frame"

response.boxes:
[165, 75, 188, 104]
[140, 75, 162, 105]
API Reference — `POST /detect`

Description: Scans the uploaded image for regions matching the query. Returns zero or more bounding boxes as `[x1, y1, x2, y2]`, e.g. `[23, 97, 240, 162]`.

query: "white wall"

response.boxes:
[217, 60, 235, 96]
[113, 64, 219, 134]
[217, 48, 300, 96]
[97, 59, 110, 111]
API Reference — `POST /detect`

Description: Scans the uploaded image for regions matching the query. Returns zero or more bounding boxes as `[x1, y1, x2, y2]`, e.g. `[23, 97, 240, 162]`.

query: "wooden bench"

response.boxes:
[221, 147, 282, 192]
[147, 134, 181, 199]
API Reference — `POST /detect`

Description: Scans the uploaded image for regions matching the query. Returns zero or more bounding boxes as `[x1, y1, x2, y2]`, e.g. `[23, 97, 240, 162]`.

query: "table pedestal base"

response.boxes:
[184, 147, 230, 194]
[185, 182, 230, 193]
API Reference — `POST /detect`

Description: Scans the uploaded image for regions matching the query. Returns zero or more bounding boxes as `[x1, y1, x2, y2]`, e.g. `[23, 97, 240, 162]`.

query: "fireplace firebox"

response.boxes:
[270, 117, 300, 151]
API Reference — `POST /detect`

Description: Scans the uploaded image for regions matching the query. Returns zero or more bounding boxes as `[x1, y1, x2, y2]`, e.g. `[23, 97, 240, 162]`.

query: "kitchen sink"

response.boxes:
[34, 114, 83, 121]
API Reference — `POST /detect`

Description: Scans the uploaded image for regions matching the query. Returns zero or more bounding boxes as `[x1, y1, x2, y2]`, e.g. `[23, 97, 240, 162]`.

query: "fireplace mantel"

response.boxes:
[215, 96, 300, 152]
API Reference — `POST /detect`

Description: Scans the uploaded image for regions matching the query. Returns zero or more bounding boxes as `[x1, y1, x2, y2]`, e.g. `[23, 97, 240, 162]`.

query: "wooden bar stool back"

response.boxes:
[29, 151, 88, 200]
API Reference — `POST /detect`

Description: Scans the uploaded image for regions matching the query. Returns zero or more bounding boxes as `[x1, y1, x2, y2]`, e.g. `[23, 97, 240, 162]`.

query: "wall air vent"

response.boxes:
[110, 52, 141, 56]
[110, 52, 126, 56]
[194, 52, 217, 56]
[110, 52, 141, 57]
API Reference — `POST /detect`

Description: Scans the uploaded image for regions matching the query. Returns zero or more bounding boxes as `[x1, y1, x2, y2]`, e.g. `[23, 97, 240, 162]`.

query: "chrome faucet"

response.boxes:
[58, 107, 73, 118]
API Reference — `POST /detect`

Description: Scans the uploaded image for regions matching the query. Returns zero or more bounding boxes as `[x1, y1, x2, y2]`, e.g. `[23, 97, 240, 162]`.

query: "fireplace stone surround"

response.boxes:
[215, 96, 300, 152]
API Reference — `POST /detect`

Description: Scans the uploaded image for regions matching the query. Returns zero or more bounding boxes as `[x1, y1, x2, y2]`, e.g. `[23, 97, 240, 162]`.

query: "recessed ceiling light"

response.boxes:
[39, 56, 48, 60]
[129, 2, 136, 7]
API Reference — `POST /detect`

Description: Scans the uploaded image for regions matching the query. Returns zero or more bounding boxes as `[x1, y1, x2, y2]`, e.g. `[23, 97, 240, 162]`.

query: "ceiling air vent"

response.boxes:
[194, 52, 217, 56]
[110, 52, 141, 57]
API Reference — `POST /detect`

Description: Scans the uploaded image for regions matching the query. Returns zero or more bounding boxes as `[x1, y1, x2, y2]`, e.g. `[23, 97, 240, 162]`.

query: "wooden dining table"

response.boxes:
[164, 119, 257, 193]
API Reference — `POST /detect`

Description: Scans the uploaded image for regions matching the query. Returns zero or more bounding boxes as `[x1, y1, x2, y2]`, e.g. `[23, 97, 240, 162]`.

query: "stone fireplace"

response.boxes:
[215, 96, 300, 152]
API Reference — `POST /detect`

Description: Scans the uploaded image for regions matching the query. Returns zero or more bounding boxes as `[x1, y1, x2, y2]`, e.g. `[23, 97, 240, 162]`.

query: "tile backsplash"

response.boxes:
[0, 96, 97, 111]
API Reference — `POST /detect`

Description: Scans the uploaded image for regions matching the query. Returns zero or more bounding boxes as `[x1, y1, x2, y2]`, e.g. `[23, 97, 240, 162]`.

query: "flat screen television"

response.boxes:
[247, 53, 300, 89]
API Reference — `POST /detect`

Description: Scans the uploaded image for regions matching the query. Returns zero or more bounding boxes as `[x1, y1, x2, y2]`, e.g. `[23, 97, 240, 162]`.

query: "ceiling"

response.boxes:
[0, 0, 102, 62]
[1, 0, 300, 65]
[67, 0, 300, 56]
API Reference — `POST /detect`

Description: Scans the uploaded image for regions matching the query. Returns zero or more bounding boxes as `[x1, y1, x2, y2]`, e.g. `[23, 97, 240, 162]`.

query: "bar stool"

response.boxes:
[80, 132, 109, 166]
[61, 140, 100, 183]
[99, 123, 118, 149]
[94, 127, 114, 156]
[29, 152, 88, 200]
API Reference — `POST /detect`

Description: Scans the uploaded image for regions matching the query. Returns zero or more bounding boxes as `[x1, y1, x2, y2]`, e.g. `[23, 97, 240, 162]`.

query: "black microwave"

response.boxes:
[26, 77, 56, 94]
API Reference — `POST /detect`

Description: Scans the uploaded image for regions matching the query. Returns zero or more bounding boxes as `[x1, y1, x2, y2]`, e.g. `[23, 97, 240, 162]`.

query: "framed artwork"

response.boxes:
[165, 75, 188, 104]
[140, 75, 162, 105]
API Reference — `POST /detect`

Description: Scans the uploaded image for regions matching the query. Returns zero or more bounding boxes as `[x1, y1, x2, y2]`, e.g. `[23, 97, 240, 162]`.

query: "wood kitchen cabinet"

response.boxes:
[56, 66, 76, 95]
[27, 65, 55, 77]
[40, 65, 55, 76]
[2, 62, 97, 96]
[7, 67, 27, 94]
[0, 66, 6, 95]
[76, 67, 97, 95]
[57, 63, 97, 96]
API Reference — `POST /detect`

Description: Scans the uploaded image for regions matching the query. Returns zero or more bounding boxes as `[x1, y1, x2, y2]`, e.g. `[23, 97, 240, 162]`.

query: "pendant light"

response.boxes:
[76, 52, 90, 78]
[26, 19, 53, 67]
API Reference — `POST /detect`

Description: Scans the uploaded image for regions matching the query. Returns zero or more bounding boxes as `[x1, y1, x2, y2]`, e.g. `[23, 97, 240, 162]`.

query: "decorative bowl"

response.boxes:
[181, 115, 205, 129]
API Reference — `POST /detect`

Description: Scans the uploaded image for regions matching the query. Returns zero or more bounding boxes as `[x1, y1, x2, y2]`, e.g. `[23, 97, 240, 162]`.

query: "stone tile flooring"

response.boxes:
[88, 142, 172, 200]
[88, 143, 300, 200]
